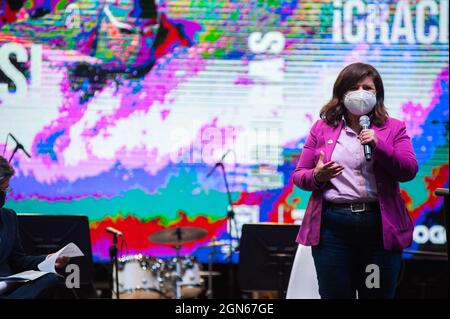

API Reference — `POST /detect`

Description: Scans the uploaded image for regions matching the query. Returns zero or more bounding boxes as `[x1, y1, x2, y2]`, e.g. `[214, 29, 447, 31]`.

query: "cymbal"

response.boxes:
[202, 240, 227, 248]
[199, 271, 222, 277]
[148, 226, 208, 245]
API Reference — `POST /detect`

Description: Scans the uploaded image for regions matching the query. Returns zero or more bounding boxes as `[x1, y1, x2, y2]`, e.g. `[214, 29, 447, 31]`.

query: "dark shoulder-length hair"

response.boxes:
[320, 62, 389, 127]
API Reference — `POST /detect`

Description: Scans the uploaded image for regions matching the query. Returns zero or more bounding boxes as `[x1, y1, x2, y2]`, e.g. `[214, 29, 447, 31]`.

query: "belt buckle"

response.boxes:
[351, 203, 366, 213]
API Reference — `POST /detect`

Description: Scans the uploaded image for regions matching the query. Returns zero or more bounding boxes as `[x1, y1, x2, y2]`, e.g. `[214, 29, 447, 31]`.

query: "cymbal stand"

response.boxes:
[174, 228, 182, 299]
[206, 248, 218, 299]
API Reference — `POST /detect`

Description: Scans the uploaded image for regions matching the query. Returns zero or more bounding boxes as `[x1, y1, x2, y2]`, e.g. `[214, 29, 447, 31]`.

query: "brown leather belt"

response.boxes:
[324, 201, 380, 213]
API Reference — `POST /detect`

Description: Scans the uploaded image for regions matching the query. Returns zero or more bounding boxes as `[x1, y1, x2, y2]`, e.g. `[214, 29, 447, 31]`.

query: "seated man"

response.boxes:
[0, 156, 69, 299]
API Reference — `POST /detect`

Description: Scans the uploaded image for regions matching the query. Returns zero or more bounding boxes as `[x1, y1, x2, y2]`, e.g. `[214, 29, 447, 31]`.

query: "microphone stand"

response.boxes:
[8, 144, 21, 163]
[6, 133, 32, 163]
[109, 234, 120, 299]
[215, 162, 236, 299]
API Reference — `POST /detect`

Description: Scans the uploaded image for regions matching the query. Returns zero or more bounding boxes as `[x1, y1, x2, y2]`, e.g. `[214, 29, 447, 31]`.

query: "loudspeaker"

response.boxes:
[17, 214, 97, 298]
[238, 223, 299, 298]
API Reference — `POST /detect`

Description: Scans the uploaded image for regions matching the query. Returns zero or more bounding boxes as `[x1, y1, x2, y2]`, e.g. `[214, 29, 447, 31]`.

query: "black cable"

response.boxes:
[121, 237, 129, 256]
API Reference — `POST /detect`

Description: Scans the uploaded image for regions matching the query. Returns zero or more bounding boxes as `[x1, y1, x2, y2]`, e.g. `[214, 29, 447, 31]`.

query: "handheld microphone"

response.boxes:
[206, 149, 231, 178]
[359, 115, 372, 161]
[106, 227, 123, 237]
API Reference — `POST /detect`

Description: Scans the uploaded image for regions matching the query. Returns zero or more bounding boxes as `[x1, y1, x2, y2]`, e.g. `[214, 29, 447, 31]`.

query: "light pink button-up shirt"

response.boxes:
[323, 118, 378, 203]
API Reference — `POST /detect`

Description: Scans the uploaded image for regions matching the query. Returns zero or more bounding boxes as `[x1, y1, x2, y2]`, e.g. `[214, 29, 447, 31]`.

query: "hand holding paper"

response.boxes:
[54, 256, 71, 269]
[38, 242, 84, 273]
[0, 242, 84, 291]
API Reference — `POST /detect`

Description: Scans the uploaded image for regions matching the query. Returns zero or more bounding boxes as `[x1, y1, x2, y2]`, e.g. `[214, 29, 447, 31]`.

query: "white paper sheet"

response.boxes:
[0, 270, 53, 282]
[38, 242, 84, 273]
[286, 244, 320, 299]
[0, 243, 84, 296]
[0, 281, 7, 294]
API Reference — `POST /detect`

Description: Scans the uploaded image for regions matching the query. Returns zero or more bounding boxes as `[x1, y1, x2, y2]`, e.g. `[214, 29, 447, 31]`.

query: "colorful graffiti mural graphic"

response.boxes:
[0, 0, 448, 262]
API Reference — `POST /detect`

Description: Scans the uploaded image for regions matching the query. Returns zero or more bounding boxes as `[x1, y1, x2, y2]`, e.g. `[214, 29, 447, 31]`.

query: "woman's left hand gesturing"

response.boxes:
[358, 129, 378, 148]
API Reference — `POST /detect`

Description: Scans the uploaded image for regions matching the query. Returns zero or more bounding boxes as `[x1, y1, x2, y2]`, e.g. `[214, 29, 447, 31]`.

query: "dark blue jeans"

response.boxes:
[311, 207, 402, 299]
[2, 273, 60, 299]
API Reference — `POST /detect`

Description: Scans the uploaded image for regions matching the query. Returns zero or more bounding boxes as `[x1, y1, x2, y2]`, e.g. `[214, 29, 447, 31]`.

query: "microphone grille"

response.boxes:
[359, 115, 370, 126]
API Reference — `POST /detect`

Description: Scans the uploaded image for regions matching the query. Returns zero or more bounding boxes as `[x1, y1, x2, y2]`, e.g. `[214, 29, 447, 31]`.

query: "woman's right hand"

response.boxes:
[313, 151, 344, 183]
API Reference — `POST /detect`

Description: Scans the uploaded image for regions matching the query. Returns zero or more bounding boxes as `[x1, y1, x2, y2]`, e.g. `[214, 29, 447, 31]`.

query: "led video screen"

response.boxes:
[1, 0, 448, 262]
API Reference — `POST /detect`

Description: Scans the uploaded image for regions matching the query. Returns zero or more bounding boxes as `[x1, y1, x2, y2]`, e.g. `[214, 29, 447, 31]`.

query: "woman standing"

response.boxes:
[292, 62, 418, 299]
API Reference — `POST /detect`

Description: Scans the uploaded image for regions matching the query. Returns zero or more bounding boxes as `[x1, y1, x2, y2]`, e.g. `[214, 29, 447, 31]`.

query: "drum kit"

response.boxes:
[112, 226, 226, 299]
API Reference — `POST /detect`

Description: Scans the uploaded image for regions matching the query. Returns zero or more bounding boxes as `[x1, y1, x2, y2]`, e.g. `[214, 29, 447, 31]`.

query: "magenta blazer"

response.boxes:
[293, 117, 418, 251]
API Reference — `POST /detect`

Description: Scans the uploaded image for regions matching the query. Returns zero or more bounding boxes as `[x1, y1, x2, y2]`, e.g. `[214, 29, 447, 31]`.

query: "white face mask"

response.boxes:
[343, 89, 377, 116]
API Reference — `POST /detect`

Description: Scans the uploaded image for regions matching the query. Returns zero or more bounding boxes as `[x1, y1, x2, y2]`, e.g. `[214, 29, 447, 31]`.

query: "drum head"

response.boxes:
[159, 255, 205, 299]
[114, 254, 164, 299]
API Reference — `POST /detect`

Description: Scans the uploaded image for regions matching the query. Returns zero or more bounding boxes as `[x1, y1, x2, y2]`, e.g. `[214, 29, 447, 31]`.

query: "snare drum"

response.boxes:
[160, 256, 204, 299]
[113, 254, 164, 299]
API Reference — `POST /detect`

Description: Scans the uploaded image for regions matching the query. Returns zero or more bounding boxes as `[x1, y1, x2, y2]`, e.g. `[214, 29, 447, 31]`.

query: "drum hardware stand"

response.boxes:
[206, 249, 218, 299]
[175, 256, 182, 300]
[108, 232, 120, 299]
[174, 229, 183, 300]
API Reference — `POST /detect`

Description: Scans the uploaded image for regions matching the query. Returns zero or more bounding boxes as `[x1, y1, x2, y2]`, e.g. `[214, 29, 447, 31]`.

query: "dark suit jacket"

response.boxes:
[0, 208, 46, 277]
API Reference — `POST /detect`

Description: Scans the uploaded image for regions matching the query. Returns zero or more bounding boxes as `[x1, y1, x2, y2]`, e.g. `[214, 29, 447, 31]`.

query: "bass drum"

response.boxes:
[113, 254, 164, 299]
